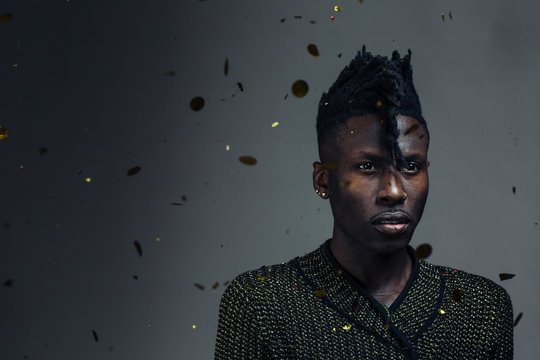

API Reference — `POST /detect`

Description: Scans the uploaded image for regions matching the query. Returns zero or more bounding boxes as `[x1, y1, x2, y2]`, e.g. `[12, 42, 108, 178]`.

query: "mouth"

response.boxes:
[371, 212, 411, 235]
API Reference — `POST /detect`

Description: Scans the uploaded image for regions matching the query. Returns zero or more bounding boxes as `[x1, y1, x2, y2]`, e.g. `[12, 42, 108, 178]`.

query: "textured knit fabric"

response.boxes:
[215, 239, 513, 359]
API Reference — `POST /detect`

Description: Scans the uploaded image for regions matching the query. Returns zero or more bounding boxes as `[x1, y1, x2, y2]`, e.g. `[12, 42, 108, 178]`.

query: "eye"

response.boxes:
[402, 161, 421, 174]
[356, 162, 376, 171]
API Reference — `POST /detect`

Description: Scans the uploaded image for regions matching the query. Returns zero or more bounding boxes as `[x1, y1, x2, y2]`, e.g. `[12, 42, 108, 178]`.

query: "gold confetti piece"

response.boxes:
[92, 330, 99, 342]
[212, 282, 219, 290]
[452, 288, 464, 302]
[246, 285, 253, 290]
[190, 96, 205, 111]
[291, 80, 309, 98]
[415, 243, 432, 260]
[337, 269, 342, 275]
[438, 308, 446, 315]
[383, 323, 390, 330]
[194, 283, 205, 290]
[20, 165, 24, 169]
[513, 312, 523, 327]
[55, 224, 61, 229]
[441, 13, 445, 21]
[12, 64, 18, 68]
[0, 126, 8, 141]
[225, 145, 230, 151]
[376, 100, 382, 108]
[192, 324, 197, 329]
[351, 299, 359, 313]
[39, 147, 48, 155]
[271, 122, 279, 128]
[164, 70, 176, 76]
[127, 166, 141, 176]
[499, 273, 515, 281]
[334, 6, 342, 11]
[342, 324, 352, 330]
[404, 124, 419, 135]
[239, 156, 257, 166]
[85, 177, 92, 183]
[148, 324, 152, 327]
[0, 13, 12, 23]
[321, 163, 336, 170]
[257, 275, 266, 281]
[307, 44, 320, 57]
[332, 327, 336, 332]
[134, 241, 143, 257]
[3, 278, 13, 287]
[314, 289, 326, 298]
[155, 237, 160, 242]
[237, 82, 244, 92]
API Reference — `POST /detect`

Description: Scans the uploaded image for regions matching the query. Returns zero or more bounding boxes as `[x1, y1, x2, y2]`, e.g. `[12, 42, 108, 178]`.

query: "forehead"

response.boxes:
[339, 114, 428, 155]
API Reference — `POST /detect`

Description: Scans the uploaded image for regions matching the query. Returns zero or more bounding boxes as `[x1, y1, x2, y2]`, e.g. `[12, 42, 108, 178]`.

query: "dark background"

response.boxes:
[1, 0, 539, 359]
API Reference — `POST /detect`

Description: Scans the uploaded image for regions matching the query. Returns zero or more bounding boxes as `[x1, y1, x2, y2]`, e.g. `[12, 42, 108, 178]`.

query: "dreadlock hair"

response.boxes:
[316, 46, 429, 168]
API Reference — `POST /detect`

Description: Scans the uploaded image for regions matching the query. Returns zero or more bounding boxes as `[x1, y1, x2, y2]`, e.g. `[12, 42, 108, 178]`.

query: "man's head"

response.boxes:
[313, 48, 430, 254]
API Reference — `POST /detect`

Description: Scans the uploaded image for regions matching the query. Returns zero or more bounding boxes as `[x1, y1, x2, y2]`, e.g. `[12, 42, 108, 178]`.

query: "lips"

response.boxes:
[371, 211, 411, 235]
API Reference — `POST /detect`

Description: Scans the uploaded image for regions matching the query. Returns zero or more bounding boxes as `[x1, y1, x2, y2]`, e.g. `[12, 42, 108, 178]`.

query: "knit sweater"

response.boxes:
[215, 239, 513, 359]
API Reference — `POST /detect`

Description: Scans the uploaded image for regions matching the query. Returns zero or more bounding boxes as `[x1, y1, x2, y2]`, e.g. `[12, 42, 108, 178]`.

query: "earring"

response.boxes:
[315, 188, 328, 199]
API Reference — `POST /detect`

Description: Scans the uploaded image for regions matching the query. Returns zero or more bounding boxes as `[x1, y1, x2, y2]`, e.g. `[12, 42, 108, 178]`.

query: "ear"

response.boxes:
[312, 161, 330, 195]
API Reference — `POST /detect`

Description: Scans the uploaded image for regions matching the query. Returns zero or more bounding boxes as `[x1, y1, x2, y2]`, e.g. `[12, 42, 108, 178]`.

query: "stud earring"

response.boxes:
[315, 188, 328, 199]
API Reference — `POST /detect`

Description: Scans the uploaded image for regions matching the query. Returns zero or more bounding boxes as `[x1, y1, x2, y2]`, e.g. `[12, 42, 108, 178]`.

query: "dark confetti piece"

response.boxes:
[3, 278, 13, 287]
[404, 124, 419, 135]
[280, 18, 286, 23]
[190, 96, 205, 111]
[170, 202, 183, 206]
[512, 186, 516, 194]
[164, 70, 176, 76]
[284, 93, 288, 100]
[92, 330, 99, 342]
[212, 282, 219, 290]
[182, 195, 187, 201]
[513, 312, 523, 327]
[337, 53, 342, 58]
[307, 44, 320, 57]
[0, 13, 12, 23]
[107, 346, 114, 352]
[224, 58, 229, 76]
[39, 147, 48, 155]
[77, 170, 83, 175]
[194, 283, 205, 290]
[452, 288, 464, 302]
[133, 275, 138, 280]
[4, 221, 11, 228]
[239, 156, 257, 166]
[237, 82, 244, 92]
[294, 15, 302, 19]
[449, 11, 453, 19]
[127, 166, 141, 176]
[499, 273, 515, 281]
[310, 20, 316, 24]
[351, 299, 359, 313]
[415, 243, 432, 259]
[134, 241, 143, 257]
[291, 80, 309, 98]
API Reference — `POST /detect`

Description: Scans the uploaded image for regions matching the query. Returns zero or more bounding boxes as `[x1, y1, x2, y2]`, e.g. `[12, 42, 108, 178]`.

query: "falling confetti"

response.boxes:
[225, 145, 230, 151]
[237, 82, 244, 92]
[499, 273, 515, 281]
[127, 166, 141, 176]
[192, 324, 197, 329]
[85, 177, 92, 183]
[307, 44, 320, 57]
[3, 278, 13, 287]
[513, 312, 523, 327]
[246, 285, 253, 290]
[449, 11, 453, 19]
[294, 15, 302, 19]
[212, 282, 219, 290]
[155, 237, 160, 242]
[284, 93, 288, 100]
[39, 147, 48, 155]
[133, 275, 138, 280]
[415, 243, 432, 259]
[134, 241, 143, 257]
[314, 289, 326, 298]
[164, 70, 176, 76]
[271, 122, 279, 128]
[190, 96, 205, 111]
[0, 13, 12, 23]
[92, 330, 99, 342]
[438, 309, 446, 315]
[280, 18, 286, 23]
[170, 202, 183, 206]
[330, 15, 335, 20]
[376, 100, 382, 108]
[309, 20, 316, 24]
[351, 299, 359, 313]
[194, 283, 205, 290]
[342, 324, 352, 330]
[337, 53, 342, 58]
[512, 186, 516, 194]
[239, 156, 257, 166]
[224, 58, 229, 76]
[452, 288, 464, 302]
[404, 124, 419, 135]
[291, 80, 309, 97]
[0, 126, 7, 141]
[441, 13, 445, 21]
[334, 6, 342, 11]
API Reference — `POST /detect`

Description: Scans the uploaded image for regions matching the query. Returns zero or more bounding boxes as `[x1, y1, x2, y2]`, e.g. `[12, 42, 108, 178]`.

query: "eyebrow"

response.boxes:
[354, 150, 425, 161]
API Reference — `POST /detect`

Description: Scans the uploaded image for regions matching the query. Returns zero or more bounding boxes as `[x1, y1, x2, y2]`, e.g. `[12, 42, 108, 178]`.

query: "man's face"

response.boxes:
[314, 114, 429, 254]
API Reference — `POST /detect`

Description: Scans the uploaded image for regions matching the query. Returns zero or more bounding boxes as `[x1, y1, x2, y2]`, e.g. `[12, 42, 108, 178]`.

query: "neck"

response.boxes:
[329, 236, 413, 297]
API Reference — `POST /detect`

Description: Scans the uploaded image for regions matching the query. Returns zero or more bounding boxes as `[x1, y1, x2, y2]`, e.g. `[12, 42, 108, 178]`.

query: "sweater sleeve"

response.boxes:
[489, 287, 514, 359]
[214, 278, 265, 360]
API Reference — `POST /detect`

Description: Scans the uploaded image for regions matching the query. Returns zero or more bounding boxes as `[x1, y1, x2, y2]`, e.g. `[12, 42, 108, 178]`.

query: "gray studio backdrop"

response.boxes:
[1, 0, 539, 359]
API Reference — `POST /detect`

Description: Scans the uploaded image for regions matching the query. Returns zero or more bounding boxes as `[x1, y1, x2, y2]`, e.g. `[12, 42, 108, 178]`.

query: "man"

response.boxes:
[215, 47, 513, 359]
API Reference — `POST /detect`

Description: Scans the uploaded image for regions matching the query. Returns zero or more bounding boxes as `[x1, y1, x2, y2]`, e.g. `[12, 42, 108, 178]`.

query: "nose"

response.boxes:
[376, 168, 407, 205]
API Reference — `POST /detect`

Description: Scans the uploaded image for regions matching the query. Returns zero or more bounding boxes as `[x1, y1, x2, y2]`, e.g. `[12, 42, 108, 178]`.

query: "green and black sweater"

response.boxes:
[215, 239, 513, 359]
